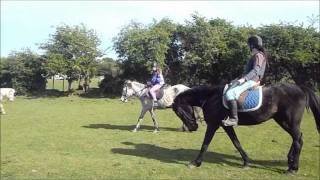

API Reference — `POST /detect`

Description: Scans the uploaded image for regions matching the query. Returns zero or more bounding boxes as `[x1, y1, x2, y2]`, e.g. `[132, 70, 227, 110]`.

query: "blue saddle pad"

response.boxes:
[223, 85, 263, 112]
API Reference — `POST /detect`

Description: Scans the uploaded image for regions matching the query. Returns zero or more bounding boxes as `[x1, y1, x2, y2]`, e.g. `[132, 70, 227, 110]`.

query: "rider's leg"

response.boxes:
[150, 84, 161, 105]
[223, 80, 256, 126]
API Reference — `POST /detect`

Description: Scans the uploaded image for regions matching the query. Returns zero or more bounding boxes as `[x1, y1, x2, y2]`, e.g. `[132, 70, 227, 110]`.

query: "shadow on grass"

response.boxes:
[111, 142, 288, 174]
[25, 89, 66, 99]
[24, 88, 120, 99]
[79, 88, 120, 99]
[82, 123, 181, 132]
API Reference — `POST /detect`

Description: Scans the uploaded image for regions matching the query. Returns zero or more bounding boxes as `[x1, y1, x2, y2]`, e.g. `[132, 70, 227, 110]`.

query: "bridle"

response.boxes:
[122, 84, 129, 101]
[122, 82, 147, 101]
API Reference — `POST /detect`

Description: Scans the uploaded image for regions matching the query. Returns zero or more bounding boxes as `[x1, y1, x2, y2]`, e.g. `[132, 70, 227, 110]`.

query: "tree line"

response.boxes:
[1, 14, 319, 95]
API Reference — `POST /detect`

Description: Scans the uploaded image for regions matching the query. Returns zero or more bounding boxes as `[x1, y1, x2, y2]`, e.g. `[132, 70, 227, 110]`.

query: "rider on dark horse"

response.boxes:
[148, 66, 165, 107]
[223, 35, 267, 126]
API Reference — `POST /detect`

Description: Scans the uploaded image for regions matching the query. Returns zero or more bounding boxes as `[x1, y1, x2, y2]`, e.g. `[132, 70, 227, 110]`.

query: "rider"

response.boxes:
[149, 66, 165, 106]
[222, 35, 267, 126]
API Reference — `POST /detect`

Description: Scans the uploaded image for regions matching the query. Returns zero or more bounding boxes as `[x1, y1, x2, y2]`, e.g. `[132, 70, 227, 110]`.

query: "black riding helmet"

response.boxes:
[248, 35, 263, 49]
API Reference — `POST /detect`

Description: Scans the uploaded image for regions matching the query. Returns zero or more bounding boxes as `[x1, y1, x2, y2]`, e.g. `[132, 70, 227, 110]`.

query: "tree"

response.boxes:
[172, 14, 254, 86]
[0, 49, 47, 94]
[259, 23, 320, 88]
[43, 53, 67, 90]
[96, 57, 121, 77]
[41, 24, 103, 92]
[112, 13, 319, 91]
[113, 18, 176, 82]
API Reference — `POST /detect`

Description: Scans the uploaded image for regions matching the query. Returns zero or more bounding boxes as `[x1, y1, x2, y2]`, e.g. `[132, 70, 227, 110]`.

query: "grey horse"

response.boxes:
[120, 80, 203, 133]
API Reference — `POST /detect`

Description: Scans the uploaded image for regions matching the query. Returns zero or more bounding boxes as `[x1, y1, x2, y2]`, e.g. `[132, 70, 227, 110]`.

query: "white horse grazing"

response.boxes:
[0, 88, 16, 115]
[120, 80, 202, 133]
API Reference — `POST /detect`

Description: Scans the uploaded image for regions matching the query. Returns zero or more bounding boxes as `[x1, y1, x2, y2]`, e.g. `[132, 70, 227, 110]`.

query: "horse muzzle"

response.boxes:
[186, 123, 198, 132]
[120, 96, 128, 103]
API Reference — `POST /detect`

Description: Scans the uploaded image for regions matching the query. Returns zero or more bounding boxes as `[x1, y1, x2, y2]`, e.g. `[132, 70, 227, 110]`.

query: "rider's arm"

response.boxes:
[157, 74, 165, 85]
[242, 53, 266, 82]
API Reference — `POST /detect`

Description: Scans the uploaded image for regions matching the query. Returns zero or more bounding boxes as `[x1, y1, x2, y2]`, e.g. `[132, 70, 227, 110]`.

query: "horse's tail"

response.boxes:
[300, 85, 320, 133]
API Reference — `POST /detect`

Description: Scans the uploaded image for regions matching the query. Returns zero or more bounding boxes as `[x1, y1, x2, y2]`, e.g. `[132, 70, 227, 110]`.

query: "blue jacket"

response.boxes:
[151, 73, 165, 85]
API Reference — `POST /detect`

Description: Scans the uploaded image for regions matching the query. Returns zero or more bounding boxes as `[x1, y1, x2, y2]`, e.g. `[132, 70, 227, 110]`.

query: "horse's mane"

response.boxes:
[129, 80, 145, 89]
[177, 85, 224, 102]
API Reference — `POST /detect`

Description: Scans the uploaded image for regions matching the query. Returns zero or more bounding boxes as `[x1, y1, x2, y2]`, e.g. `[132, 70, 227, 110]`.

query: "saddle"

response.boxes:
[148, 84, 166, 100]
[223, 84, 263, 112]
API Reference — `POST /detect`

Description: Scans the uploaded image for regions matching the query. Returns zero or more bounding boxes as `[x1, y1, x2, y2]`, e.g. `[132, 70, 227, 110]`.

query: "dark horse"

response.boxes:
[172, 83, 320, 174]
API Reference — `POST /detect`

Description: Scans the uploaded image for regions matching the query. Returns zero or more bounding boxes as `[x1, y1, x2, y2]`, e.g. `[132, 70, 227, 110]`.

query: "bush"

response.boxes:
[98, 73, 123, 95]
[0, 50, 47, 94]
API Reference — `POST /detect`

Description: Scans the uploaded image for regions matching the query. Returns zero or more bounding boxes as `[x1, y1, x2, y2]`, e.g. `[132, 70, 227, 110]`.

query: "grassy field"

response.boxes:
[1, 94, 319, 180]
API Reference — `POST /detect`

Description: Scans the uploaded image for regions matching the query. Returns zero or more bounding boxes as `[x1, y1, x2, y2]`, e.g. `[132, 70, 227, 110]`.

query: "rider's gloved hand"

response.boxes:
[229, 79, 240, 89]
[146, 81, 152, 87]
[238, 78, 245, 84]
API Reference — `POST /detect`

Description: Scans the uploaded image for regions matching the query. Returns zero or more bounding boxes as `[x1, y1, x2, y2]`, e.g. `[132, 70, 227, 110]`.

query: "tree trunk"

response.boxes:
[78, 75, 83, 90]
[52, 76, 55, 89]
[62, 79, 65, 92]
[83, 76, 89, 93]
[68, 79, 72, 92]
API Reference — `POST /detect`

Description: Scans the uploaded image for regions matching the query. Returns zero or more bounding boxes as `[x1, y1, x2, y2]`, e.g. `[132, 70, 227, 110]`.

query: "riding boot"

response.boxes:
[152, 100, 158, 107]
[223, 100, 238, 126]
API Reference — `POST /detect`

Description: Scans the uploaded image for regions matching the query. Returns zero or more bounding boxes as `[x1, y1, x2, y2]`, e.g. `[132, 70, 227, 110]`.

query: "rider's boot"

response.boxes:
[222, 100, 238, 126]
[152, 99, 158, 107]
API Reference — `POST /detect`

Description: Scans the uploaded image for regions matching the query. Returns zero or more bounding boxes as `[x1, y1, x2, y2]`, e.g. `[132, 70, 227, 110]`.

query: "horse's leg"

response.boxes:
[0, 103, 5, 115]
[193, 107, 204, 125]
[274, 115, 303, 174]
[181, 124, 188, 132]
[188, 123, 220, 168]
[133, 108, 148, 132]
[149, 109, 160, 133]
[286, 130, 303, 174]
[222, 126, 250, 168]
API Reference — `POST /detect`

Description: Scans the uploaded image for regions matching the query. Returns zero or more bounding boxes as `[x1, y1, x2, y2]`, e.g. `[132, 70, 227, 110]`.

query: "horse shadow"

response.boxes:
[79, 88, 120, 99]
[82, 123, 181, 132]
[24, 89, 65, 99]
[111, 142, 287, 173]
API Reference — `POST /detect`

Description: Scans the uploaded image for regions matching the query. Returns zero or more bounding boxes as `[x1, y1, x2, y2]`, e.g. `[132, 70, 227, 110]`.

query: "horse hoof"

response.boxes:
[132, 129, 137, 132]
[153, 130, 159, 133]
[187, 163, 197, 169]
[187, 161, 201, 169]
[242, 165, 250, 170]
[285, 169, 297, 175]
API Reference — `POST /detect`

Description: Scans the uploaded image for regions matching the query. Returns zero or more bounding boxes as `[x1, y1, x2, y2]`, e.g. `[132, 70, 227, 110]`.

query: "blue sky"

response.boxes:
[1, 1, 319, 59]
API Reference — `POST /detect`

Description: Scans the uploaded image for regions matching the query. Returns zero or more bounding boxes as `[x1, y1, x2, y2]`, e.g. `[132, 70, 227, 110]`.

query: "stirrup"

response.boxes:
[222, 116, 238, 127]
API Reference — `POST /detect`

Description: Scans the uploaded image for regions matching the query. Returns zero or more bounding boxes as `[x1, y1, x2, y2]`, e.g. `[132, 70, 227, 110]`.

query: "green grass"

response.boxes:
[1, 96, 319, 180]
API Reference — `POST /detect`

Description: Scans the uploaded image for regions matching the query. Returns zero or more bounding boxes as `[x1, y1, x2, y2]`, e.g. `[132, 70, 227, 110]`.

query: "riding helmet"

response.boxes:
[248, 35, 263, 48]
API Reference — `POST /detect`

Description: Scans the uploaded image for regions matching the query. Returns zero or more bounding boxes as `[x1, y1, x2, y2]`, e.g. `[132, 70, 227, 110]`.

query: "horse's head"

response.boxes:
[8, 89, 15, 101]
[120, 80, 147, 102]
[120, 80, 135, 102]
[172, 101, 198, 132]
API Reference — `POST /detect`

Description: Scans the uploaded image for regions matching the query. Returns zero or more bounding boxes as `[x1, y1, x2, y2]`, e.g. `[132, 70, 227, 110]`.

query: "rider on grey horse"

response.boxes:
[148, 66, 165, 107]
